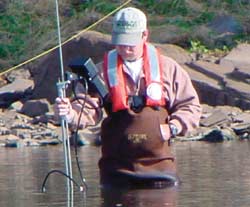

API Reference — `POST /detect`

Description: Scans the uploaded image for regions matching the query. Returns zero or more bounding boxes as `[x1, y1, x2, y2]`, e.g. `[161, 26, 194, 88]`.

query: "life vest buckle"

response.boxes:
[128, 95, 146, 113]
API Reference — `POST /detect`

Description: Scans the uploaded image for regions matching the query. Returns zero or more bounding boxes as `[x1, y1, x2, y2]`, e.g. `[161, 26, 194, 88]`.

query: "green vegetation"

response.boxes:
[0, 1, 56, 68]
[0, 0, 249, 71]
[189, 40, 209, 54]
[0, 3, 31, 61]
[137, 0, 189, 16]
[189, 40, 230, 58]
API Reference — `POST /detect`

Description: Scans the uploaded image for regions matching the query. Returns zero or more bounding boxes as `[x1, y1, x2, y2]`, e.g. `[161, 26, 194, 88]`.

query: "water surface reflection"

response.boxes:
[0, 141, 249, 207]
[101, 186, 178, 207]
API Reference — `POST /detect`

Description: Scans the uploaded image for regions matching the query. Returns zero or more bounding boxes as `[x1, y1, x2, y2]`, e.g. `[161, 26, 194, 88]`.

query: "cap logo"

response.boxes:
[116, 20, 137, 29]
[115, 20, 144, 33]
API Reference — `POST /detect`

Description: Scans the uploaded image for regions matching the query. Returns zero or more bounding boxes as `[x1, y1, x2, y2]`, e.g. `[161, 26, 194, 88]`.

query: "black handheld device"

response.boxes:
[68, 57, 109, 100]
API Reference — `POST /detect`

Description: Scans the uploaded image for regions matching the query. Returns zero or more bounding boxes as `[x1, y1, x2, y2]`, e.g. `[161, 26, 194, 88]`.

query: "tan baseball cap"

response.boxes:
[112, 7, 147, 46]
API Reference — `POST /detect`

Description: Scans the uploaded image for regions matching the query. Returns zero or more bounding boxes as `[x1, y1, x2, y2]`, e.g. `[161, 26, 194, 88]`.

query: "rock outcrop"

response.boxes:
[186, 43, 250, 110]
[0, 31, 250, 147]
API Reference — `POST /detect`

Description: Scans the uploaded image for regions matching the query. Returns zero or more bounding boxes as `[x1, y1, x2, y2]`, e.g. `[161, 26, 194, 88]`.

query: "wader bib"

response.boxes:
[99, 107, 179, 187]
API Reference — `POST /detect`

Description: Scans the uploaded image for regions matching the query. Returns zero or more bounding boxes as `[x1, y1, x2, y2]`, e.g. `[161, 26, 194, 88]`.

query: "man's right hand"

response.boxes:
[54, 97, 74, 123]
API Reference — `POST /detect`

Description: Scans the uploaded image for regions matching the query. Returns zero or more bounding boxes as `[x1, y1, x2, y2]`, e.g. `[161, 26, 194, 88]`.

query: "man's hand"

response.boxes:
[160, 123, 179, 141]
[160, 124, 171, 141]
[54, 97, 74, 123]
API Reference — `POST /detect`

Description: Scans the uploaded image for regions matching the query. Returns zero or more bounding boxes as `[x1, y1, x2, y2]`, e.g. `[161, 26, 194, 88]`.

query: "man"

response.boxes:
[54, 7, 201, 188]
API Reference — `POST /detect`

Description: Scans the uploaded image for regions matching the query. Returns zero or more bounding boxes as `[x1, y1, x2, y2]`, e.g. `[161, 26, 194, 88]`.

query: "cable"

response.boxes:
[41, 170, 87, 193]
[71, 79, 104, 126]
[41, 78, 90, 194]
[72, 78, 89, 189]
[70, 77, 104, 189]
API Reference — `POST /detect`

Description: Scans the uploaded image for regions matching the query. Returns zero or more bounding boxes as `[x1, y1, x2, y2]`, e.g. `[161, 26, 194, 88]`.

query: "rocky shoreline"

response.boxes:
[0, 103, 250, 148]
[0, 31, 250, 147]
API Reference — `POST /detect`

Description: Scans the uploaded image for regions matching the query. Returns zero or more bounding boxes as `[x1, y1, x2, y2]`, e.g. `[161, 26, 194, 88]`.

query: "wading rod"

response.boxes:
[55, 0, 73, 192]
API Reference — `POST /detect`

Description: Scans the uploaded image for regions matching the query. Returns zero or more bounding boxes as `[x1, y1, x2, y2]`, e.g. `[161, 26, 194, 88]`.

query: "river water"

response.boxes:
[0, 140, 249, 207]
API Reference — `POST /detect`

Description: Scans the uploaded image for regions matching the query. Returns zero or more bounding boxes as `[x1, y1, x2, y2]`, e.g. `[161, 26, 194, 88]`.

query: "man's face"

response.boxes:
[115, 30, 148, 61]
[116, 43, 143, 61]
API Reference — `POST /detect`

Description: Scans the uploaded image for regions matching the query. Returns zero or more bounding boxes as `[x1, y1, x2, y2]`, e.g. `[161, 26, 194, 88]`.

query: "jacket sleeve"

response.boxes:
[161, 55, 202, 135]
[68, 95, 100, 131]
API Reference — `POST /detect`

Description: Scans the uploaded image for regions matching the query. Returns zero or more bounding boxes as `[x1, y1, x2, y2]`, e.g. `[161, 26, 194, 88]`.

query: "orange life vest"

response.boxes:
[103, 43, 166, 112]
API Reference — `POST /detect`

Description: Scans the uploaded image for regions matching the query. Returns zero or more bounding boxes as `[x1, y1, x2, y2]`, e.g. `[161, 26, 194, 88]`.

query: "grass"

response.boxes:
[0, 1, 56, 69]
[0, 0, 249, 71]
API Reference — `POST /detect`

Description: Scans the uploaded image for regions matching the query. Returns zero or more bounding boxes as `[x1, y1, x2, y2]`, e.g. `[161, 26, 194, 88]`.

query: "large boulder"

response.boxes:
[20, 99, 51, 117]
[29, 31, 112, 103]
